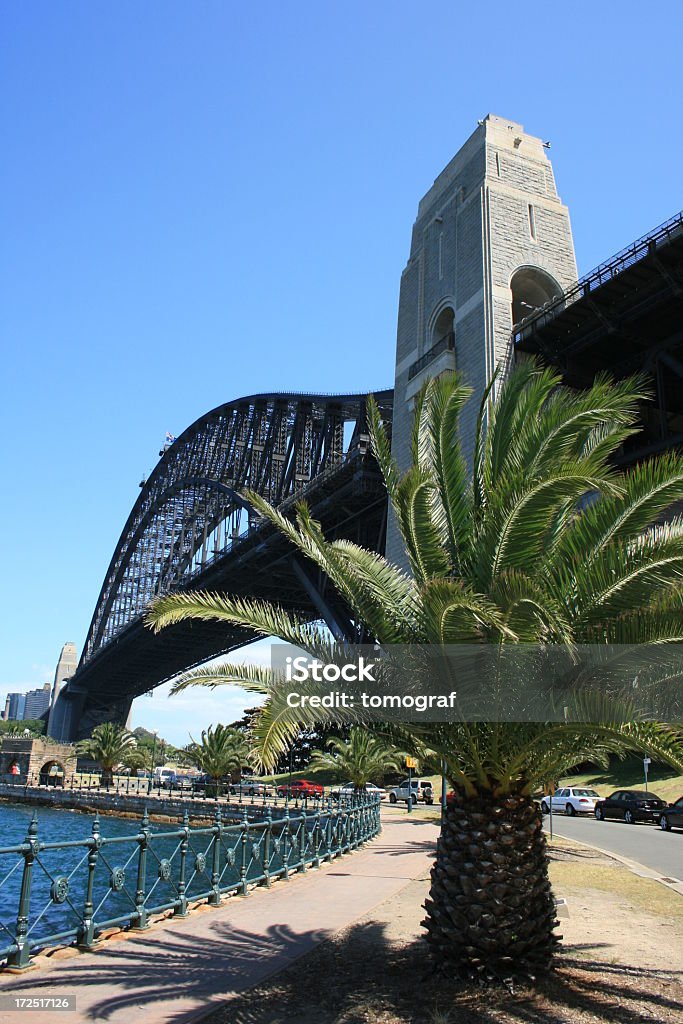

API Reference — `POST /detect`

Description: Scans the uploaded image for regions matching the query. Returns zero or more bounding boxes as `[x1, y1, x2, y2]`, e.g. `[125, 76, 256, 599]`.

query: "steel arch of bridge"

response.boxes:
[81, 390, 393, 670]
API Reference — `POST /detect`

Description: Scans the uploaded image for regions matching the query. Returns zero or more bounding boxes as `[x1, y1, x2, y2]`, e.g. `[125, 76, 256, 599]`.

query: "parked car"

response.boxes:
[540, 787, 601, 816]
[329, 782, 387, 800]
[230, 777, 270, 797]
[388, 778, 433, 805]
[153, 768, 178, 788]
[276, 779, 324, 798]
[594, 790, 666, 824]
[657, 795, 683, 832]
[159, 772, 193, 790]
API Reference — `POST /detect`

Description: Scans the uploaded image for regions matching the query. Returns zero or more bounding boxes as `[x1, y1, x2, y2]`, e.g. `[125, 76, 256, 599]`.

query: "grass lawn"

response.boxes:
[555, 754, 683, 803]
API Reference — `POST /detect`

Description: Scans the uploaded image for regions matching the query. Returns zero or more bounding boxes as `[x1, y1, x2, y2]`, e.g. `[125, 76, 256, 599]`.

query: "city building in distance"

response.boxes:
[2, 683, 51, 722]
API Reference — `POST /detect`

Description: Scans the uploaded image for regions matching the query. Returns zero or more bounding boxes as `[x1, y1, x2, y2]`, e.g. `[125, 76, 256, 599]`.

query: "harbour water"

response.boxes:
[0, 800, 203, 954]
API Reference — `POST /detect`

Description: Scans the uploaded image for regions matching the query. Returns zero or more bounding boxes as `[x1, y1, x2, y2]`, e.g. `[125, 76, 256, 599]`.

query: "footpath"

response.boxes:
[0, 811, 439, 1024]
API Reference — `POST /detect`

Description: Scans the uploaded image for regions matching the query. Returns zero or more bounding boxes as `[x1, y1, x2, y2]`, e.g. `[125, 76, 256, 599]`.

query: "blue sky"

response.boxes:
[1, 2, 682, 745]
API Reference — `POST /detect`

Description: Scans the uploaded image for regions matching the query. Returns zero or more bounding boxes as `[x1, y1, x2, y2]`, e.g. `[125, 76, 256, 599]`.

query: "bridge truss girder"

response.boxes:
[50, 391, 392, 741]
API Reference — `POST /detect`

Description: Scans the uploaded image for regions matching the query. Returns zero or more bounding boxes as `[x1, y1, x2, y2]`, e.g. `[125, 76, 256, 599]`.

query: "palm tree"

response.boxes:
[77, 722, 136, 787]
[147, 361, 683, 982]
[121, 747, 151, 775]
[187, 724, 250, 793]
[309, 727, 405, 790]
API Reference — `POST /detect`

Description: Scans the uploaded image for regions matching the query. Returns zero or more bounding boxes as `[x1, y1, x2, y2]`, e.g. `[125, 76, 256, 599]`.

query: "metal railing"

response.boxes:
[512, 209, 683, 344]
[0, 772, 338, 809]
[407, 332, 455, 381]
[0, 795, 381, 970]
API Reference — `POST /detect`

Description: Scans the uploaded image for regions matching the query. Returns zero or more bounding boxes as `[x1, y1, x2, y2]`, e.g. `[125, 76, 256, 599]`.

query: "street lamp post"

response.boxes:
[150, 731, 158, 794]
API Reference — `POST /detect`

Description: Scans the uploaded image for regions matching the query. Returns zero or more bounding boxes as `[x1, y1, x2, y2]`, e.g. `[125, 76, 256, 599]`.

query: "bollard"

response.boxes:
[7, 814, 39, 969]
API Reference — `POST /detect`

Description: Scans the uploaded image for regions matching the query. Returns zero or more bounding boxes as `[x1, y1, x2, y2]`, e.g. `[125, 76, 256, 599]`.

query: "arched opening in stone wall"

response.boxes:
[510, 267, 562, 328]
[432, 306, 455, 346]
[39, 759, 65, 787]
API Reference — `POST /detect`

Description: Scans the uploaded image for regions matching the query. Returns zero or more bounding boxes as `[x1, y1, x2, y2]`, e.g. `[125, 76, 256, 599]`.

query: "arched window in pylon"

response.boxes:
[510, 267, 562, 329]
[432, 306, 455, 348]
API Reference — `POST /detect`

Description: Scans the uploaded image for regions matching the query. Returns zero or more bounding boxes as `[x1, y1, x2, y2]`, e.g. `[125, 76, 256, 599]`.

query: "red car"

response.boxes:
[276, 779, 324, 798]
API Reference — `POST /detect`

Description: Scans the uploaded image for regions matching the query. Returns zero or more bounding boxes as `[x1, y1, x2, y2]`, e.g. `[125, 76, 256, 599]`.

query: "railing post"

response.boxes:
[7, 814, 38, 970]
[298, 809, 307, 873]
[175, 810, 190, 917]
[283, 808, 290, 881]
[132, 809, 150, 929]
[239, 807, 249, 897]
[351, 803, 359, 849]
[209, 805, 222, 906]
[313, 809, 321, 869]
[263, 811, 272, 888]
[324, 806, 332, 862]
[78, 816, 101, 949]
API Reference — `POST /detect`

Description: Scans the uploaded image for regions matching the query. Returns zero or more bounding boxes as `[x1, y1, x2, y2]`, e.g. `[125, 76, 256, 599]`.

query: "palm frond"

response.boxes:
[170, 662, 277, 695]
[146, 591, 329, 652]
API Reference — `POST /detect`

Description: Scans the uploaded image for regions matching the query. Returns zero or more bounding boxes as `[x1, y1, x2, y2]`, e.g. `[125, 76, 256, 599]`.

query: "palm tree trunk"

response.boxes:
[423, 789, 559, 982]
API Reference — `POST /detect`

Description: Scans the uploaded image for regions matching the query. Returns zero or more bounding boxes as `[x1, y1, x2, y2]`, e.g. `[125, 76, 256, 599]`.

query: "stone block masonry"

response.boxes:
[387, 114, 578, 566]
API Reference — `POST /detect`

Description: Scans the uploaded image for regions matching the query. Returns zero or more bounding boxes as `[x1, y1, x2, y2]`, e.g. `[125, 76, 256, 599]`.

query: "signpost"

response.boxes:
[544, 781, 556, 840]
[644, 756, 651, 793]
[405, 756, 417, 814]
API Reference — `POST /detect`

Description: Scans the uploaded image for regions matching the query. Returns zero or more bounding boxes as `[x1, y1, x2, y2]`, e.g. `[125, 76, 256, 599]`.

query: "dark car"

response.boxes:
[594, 789, 666, 824]
[658, 795, 683, 832]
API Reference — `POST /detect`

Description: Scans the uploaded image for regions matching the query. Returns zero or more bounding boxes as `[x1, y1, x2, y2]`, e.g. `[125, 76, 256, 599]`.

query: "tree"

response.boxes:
[77, 723, 136, 786]
[147, 362, 683, 983]
[186, 724, 251, 792]
[121, 747, 151, 774]
[0, 719, 45, 738]
[309, 728, 405, 789]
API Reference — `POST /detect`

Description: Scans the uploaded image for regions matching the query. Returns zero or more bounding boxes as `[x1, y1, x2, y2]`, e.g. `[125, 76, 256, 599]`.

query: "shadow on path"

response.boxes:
[197, 919, 683, 1024]
[2, 919, 330, 1021]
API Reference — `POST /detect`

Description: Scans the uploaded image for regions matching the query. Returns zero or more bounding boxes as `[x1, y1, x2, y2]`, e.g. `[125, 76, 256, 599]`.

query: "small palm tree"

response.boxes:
[309, 727, 405, 790]
[187, 724, 250, 793]
[147, 362, 683, 982]
[77, 723, 136, 786]
[121, 747, 151, 774]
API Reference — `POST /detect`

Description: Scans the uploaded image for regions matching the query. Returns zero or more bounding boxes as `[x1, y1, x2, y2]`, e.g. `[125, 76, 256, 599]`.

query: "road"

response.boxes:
[544, 812, 683, 880]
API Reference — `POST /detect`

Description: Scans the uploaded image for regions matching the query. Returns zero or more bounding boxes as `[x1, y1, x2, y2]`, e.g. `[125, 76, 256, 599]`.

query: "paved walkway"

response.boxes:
[0, 812, 439, 1024]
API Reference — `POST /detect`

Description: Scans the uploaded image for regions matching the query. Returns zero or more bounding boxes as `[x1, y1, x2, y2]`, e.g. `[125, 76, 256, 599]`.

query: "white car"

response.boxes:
[388, 778, 434, 805]
[540, 787, 600, 816]
[329, 782, 387, 800]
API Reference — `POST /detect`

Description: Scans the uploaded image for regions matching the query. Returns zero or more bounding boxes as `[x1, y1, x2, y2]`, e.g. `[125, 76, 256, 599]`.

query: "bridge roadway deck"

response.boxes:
[0, 810, 439, 1024]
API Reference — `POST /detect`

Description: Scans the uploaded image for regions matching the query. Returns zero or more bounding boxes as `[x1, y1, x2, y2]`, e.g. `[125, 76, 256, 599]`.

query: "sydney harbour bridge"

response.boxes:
[49, 208, 683, 741]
